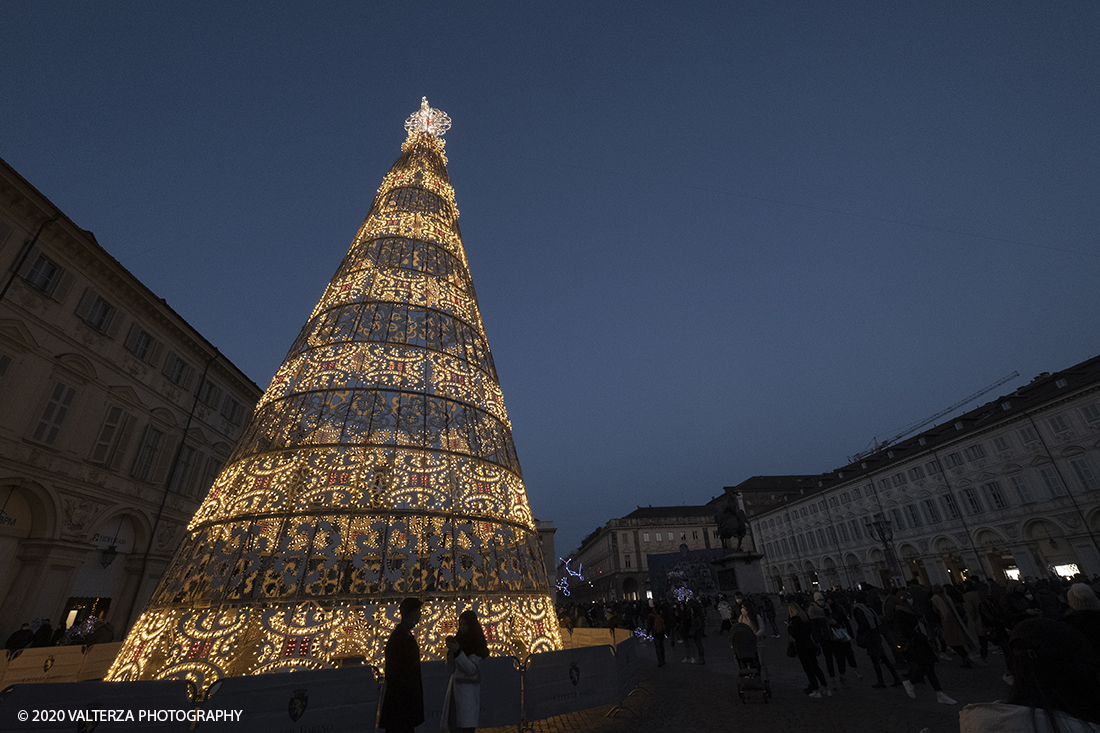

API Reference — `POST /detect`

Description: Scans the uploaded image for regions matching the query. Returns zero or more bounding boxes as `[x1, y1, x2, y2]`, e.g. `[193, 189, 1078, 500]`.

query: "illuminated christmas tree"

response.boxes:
[108, 99, 561, 689]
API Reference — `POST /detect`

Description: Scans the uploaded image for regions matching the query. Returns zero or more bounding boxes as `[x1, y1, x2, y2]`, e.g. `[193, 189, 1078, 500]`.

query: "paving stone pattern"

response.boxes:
[483, 617, 1008, 733]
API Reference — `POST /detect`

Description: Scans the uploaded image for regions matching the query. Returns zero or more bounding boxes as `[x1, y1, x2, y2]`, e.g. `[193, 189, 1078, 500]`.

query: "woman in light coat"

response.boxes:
[443, 610, 489, 733]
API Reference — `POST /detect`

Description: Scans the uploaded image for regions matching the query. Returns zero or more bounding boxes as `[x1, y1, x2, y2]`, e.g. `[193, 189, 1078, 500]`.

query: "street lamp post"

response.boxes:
[867, 517, 902, 587]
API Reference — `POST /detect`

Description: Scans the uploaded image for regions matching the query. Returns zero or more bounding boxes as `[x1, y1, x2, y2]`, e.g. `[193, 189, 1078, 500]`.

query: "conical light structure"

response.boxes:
[108, 99, 561, 689]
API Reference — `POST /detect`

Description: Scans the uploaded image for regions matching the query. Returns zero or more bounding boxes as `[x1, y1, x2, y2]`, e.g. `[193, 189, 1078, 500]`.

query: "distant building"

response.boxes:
[564, 505, 721, 603]
[0, 157, 262, 637]
[748, 355, 1100, 593]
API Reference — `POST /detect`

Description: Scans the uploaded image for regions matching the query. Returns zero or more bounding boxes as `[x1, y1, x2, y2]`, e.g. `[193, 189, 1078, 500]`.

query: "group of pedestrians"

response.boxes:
[773, 573, 1100, 732]
[378, 598, 489, 733]
[4, 616, 113, 658]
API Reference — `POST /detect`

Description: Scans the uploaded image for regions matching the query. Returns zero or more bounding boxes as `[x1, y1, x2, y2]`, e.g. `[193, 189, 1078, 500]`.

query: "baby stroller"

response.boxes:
[730, 621, 771, 703]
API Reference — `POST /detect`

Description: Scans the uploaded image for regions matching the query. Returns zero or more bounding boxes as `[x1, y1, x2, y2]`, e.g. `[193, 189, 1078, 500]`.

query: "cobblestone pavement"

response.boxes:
[484, 620, 1008, 733]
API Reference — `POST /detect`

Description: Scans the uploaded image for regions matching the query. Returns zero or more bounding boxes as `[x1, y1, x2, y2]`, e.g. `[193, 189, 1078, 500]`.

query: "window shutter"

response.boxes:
[104, 308, 122, 338]
[52, 271, 75, 303]
[147, 341, 164, 368]
[75, 287, 96, 320]
[109, 413, 136, 471]
[15, 245, 41, 277]
[151, 434, 179, 485]
[125, 324, 141, 352]
[180, 365, 195, 392]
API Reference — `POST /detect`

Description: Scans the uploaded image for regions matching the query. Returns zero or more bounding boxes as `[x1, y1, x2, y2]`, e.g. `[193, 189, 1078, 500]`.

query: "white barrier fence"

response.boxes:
[0, 638, 639, 732]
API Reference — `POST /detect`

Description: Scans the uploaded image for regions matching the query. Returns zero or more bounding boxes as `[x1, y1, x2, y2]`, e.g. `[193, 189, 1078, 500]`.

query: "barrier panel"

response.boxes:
[76, 642, 123, 681]
[559, 628, 617, 649]
[413, 660, 449, 733]
[523, 644, 618, 721]
[202, 665, 379, 732]
[614, 637, 638, 702]
[0, 679, 193, 732]
[0, 647, 86, 687]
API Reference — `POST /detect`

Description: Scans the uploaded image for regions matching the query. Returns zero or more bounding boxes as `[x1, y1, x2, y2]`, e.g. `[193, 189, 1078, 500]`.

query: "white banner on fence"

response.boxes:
[559, 628, 618, 649]
[0, 647, 86, 687]
[523, 644, 618, 721]
[77, 642, 123, 681]
[0, 680, 193, 732]
[202, 665, 379, 733]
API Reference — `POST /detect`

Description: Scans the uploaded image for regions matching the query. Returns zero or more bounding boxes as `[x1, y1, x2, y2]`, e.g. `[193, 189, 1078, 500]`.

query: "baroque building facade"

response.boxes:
[0, 157, 262, 638]
[565, 505, 723, 603]
[750, 355, 1100, 593]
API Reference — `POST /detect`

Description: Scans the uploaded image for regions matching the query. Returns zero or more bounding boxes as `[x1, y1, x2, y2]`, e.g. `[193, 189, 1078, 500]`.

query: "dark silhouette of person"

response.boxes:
[5, 623, 33, 652]
[31, 619, 53, 647]
[378, 598, 424, 733]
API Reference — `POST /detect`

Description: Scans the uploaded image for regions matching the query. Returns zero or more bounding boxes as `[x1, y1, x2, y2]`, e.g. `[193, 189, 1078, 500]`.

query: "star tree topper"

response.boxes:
[405, 97, 452, 137]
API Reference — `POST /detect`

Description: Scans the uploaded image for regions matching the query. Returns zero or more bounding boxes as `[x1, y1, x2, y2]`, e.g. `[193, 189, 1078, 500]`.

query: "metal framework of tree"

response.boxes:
[108, 99, 561, 689]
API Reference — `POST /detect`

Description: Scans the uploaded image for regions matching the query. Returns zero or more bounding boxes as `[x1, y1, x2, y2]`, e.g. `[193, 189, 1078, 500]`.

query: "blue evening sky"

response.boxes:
[3, 2, 1098, 556]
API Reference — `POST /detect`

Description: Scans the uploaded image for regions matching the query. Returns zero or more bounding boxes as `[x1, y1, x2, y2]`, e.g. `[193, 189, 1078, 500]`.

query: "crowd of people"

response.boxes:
[4, 616, 115, 658]
[559, 573, 1100, 731]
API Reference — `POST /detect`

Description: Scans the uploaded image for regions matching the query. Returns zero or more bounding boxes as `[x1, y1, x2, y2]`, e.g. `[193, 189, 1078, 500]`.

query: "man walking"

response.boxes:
[379, 598, 425, 733]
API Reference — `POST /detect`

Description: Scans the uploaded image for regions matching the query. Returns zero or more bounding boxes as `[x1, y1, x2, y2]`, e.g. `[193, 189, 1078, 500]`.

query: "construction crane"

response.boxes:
[850, 370, 1021, 462]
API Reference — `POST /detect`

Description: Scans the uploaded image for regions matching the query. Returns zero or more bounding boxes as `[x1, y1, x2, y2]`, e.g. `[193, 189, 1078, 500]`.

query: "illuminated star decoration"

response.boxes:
[556, 558, 584, 597]
[404, 97, 452, 137]
[674, 587, 694, 603]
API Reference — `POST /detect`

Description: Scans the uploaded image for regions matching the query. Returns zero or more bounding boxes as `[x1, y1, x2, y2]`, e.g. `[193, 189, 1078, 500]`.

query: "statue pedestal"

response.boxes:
[712, 551, 766, 595]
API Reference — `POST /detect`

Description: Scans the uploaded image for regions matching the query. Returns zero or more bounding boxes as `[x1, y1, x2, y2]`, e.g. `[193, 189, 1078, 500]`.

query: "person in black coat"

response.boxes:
[379, 598, 425, 733]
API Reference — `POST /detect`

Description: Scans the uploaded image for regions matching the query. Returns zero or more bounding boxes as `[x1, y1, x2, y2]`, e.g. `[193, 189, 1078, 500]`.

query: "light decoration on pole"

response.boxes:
[106, 98, 561, 690]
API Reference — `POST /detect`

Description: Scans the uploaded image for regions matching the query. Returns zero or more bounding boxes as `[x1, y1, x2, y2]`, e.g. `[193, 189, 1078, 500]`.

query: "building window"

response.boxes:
[982, 481, 1009, 509]
[1070, 459, 1100, 491]
[960, 487, 983, 514]
[89, 405, 134, 467]
[85, 296, 115, 332]
[878, 479, 890, 492]
[926, 460, 942, 474]
[170, 444, 199, 496]
[1009, 474, 1034, 504]
[852, 486, 861, 499]
[197, 378, 223, 408]
[838, 523, 850, 542]
[827, 526, 837, 543]
[808, 532, 817, 549]
[655, 532, 661, 542]
[621, 532, 628, 544]
[849, 519, 862, 540]
[31, 380, 76, 445]
[964, 444, 986, 461]
[164, 354, 193, 387]
[26, 254, 61, 293]
[712, 529, 719, 539]
[904, 504, 922, 528]
[993, 436, 1011, 453]
[908, 466, 925, 481]
[1019, 426, 1039, 444]
[643, 532, 650, 542]
[829, 496, 839, 507]
[1082, 404, 1100, 423]
[800, 508, 808, 518]
[1039, 466, 1066, 497]
[890, 508, 905, 530]
[941, 494, 960, 519]
[1047, 415, 1070, 434]
[841, 491, 850, 503]
[624, 555, 631, 568]
[892, 473, 908, 487]
[944, 452, 964, 468]
[781, 538, 790, 554]
[809, 504, 818, 515]
[132, 426, 164, 481]
[221, 396, 247, 425]
[797, 535, 807, 552]
[922, 498, 940, 524]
